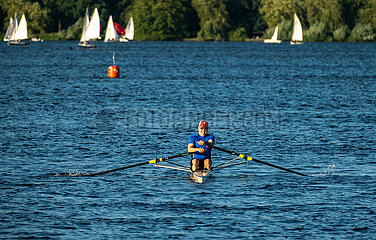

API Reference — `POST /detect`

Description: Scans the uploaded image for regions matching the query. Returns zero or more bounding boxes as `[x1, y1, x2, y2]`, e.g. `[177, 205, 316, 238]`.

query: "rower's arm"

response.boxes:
[188, 143, 205, 153]
[188, 143, 197, 152]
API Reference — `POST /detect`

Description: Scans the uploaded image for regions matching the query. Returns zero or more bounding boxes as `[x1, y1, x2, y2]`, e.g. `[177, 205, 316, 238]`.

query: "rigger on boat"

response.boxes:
[82, 144, 307, 183]
[58, 121, 307, 182]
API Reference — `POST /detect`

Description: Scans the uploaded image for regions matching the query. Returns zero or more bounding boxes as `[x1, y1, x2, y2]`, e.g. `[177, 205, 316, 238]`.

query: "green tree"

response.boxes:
[333, 25, 349, 41]
[340, 0, 363, 29]
[226, 0, 266, 38]
[1, 0, 50, 36]
[358, 0, 376, 29]
[304, 22, 329, 41]
[228, 27, 247, 41]
[124, 0, 197, 40]
[350, 23, 375, 41]
[38, 0, 112, 33]
[192, 0, 230, 40]
[303, 0, 341, 32]
[259, 0, 302, 28]
[277, 19, 292, 41]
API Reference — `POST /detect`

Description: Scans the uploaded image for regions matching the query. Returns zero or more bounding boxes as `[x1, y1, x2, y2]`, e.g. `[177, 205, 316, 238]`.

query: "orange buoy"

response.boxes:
[108, 65, 119, 78]
[108, 51, 120, 78]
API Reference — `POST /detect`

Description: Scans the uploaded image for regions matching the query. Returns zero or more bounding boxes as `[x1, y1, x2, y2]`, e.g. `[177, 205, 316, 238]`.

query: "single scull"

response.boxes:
[153, 155, 247, 183]
[69, 144, 307, 181]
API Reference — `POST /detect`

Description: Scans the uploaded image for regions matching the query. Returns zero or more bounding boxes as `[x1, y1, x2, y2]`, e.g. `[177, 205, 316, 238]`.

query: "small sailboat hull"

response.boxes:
[78, 41, 96, 48]
[290, 41, 303, 45]
[264, 39, 281, 44]
[7, 40, 29, 46]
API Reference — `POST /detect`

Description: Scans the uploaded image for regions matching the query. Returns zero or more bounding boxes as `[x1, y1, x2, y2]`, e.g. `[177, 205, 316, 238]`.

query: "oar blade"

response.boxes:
[205, 141, 307, 177]
[251, 158, 308, 177]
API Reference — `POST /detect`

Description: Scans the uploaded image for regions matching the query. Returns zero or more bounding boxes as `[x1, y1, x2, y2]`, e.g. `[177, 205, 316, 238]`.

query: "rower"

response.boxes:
[188, 121, 215, 172]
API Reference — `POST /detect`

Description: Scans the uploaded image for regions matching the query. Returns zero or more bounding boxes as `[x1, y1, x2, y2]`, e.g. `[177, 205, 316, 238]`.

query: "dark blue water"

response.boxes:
[0, 41, 375, 239]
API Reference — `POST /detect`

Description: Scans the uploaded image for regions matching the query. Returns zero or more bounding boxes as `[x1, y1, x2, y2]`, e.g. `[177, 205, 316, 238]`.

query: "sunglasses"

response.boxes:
[198, 127, 208, 130]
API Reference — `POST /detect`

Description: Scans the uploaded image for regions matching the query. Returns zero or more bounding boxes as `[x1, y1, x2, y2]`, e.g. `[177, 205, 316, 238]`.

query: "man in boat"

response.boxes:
[188, 121, 215, 172]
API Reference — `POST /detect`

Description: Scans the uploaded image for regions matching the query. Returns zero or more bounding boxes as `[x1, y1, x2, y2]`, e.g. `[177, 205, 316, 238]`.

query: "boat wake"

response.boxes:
[49, 172, 92, 177]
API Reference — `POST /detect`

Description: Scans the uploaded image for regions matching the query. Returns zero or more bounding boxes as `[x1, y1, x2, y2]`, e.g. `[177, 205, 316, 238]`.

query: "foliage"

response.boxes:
[262, 26, 275, 39]
[226, 0, 266, 38]
[192, 0, 230, 40]
[333, 25, 349, 42]
[350, 23, 375, 41]
[303, 0, 341, 32]
[125, 0, 197, 41]
[262, 20, 291, 41]
[278, 20, 292, 41]
[358, 0, 376, 29]
[228, 27, 247, 41]
[0, 0, 376, 41]
[39, 17, 83, 40]
[340, 0, 363, 29]
[304, 22, 329, 42]
[259, 0, 302, 28]
[41, 0, 108, 32]
[1, 0, 50, 36]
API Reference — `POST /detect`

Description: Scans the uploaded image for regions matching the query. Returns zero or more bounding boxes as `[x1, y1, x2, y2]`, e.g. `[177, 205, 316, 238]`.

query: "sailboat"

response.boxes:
[4, 17, 15, 41]
[119, 17, 134, 42]
[79, 7, 101, 48]
[104, 15, 118, 42]
[7, 13, 29, 46]
[264, 25, 281, 43]
[290, 13, 303, 45]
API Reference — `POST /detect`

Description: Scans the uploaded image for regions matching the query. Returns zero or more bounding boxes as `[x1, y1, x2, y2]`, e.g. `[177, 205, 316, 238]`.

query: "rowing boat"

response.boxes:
[153, 156, 247, 183]
[190, 169, 211, 183]
[153, 164, 212, 183]
[80, 144, 307, 180]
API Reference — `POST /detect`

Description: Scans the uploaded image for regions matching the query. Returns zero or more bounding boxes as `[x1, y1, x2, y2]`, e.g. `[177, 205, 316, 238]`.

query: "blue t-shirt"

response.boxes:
[188, 133, 215, 160]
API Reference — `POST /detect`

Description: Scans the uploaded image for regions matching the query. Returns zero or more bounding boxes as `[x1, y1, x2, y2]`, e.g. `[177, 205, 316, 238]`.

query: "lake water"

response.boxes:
[0, 41, 375, 239]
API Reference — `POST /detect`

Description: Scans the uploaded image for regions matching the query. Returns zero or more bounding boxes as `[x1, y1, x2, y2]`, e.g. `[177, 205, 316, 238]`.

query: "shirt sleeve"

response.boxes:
[188, 134, 196, 145]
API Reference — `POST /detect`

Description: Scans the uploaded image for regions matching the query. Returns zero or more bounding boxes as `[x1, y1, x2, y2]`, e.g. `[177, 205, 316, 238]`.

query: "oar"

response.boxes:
[87, 152, 193, 177]
[205, 142, 307, 177]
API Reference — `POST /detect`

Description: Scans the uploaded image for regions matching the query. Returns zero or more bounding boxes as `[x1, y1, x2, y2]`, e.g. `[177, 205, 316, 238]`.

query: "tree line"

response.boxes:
[1, 0, 375, 42]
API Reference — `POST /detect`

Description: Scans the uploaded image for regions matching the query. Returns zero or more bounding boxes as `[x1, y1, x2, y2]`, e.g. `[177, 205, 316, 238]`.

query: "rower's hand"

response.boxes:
[197, 148, 205, 153]
[204, 141, 214, 148]
[198, 140, 205, 145]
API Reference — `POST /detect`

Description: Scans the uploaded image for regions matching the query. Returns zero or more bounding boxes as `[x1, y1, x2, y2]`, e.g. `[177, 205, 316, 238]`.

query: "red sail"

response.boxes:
[114, 23, 125, 36]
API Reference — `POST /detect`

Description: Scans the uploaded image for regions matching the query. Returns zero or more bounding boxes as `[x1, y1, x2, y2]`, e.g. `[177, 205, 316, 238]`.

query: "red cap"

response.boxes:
[199, 121, 209, 128]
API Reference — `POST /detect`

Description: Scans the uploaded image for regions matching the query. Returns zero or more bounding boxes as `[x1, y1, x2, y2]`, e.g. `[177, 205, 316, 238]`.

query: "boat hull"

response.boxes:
[190, 169, 211, 183]
[290, 41, 303, 45]
[7, 40, 29, 46]
[264, 39, 281, 44]
[119, 37, 129, 42]
[78, 42, 96, 48]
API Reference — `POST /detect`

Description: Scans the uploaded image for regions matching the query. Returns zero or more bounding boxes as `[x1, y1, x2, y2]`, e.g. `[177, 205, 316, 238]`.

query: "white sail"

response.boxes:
[4, 17, 15, 41]
[264, 25, 281, 43]
[85, 7, 101, 40]
[271, 26, 278, 41]
[104, 15, 118, 42]
[124, 17, 134, 40]
[9, 13, 19, 41]
[80, 8, 90, 42]
[291, 13, 303, 42]
[14, 14, 28, 40]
